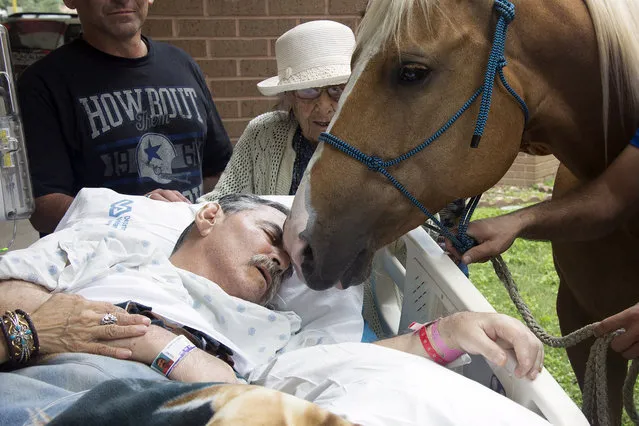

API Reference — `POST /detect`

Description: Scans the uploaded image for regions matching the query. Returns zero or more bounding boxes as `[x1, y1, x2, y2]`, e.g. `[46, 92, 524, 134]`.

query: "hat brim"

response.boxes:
[257, 73, 350, 96]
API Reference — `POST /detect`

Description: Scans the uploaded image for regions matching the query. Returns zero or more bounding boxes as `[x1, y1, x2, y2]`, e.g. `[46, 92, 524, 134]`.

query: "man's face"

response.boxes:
[209, 206, 290, 305]
[65, 0, 152, 40]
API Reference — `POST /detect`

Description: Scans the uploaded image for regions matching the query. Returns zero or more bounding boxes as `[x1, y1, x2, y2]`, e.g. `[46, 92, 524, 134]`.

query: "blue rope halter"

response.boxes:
[319, 0, 529, 254]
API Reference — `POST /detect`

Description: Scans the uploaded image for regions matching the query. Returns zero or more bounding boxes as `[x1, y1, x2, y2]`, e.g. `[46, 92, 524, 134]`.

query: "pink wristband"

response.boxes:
[409, 321, 446, 365]
[431, 320, 464, 363]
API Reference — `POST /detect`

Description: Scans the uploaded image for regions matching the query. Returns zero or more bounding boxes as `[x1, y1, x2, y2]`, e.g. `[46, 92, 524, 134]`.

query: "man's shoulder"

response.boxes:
[150, 39, 197, 65]
[18, 40, 83, 84]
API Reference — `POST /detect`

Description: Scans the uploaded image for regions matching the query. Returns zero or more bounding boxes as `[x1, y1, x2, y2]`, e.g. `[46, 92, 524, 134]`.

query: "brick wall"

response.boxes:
[144, 0, 558, 187]
[498, 154, 559, 186]
[144, 0, 366, 141]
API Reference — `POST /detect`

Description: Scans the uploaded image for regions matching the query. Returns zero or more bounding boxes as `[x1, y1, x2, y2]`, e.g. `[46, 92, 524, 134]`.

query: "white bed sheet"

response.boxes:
[249, 343, 550, 426]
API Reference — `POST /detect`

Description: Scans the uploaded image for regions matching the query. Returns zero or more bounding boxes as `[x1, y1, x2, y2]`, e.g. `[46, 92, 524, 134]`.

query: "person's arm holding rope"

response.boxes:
[458, 134, 639, 264]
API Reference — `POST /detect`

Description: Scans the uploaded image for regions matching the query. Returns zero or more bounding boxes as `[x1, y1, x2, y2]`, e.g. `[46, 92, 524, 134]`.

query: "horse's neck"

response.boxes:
[514, 0, 634, 181]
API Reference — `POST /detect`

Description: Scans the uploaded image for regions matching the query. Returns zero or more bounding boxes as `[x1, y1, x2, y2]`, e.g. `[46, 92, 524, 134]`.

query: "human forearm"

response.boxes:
[170, 345, 238, 383]
[110, 325, 238, 383]
[514, 178, 622, 242]
[375, 313, 543, 380]
[515, 146, 639, 242]
[462, 147, 639, 264]
[30, 193, 74, 234]
[374, 332, 425, 356]
[0, 279, 51, 313]
[374, 317, 463, 360]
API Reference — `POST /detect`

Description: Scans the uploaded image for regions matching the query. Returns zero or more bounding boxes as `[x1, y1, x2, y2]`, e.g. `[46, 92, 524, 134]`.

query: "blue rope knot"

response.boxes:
[495, 0, 515, 23]
[365, 156, 385, 172]
[457, 234, 478, 254]
[497, 57, 507, 69]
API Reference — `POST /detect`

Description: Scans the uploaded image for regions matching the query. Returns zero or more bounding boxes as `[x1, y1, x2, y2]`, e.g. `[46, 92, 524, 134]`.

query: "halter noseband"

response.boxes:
[319, 0, 529, 254]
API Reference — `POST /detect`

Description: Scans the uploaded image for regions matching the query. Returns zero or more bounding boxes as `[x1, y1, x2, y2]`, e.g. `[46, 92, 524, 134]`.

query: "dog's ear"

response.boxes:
[164, 384, 355, 425]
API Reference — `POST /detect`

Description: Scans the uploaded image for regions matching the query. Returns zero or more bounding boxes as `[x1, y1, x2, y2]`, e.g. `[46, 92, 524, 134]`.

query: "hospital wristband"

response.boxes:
[150, 335, 196, 378]
[430, 320, 464, 363]
[409, 321, 446, 365]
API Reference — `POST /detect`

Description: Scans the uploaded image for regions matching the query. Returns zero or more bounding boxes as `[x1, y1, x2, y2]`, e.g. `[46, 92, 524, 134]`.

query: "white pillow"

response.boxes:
[259, 195, 365, 349]
[54, 188, 364, 344]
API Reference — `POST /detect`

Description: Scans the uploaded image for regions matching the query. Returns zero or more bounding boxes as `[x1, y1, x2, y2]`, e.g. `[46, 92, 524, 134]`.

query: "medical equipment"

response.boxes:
[0, 25, 35, 251]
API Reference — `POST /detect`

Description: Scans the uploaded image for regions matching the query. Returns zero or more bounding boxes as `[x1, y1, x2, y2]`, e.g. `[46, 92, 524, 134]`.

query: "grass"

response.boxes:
[469, 206, 638, 425]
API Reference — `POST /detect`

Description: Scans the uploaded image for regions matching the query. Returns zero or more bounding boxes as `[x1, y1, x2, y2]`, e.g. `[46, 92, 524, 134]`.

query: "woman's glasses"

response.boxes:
[294, 85, 345, 102]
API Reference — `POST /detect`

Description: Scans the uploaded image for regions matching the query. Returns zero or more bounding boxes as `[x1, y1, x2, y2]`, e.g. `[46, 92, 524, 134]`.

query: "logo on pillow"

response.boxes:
[109, 200, 134, 218]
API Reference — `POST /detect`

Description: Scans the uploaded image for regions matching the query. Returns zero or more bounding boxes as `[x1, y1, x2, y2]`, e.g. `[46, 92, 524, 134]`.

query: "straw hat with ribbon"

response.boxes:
[257, 20, 356, 96]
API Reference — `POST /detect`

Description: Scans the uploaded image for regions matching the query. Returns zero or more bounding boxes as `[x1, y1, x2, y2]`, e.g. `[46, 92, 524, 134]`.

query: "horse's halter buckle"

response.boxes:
[318, 0, 529, 254]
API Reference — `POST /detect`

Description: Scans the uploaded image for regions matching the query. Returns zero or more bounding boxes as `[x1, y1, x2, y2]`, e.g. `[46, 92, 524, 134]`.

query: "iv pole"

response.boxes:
[0, 23, 35, 252]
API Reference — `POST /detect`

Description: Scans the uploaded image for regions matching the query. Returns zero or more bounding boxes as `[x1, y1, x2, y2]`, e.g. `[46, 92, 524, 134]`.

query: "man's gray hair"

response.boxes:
[216, 193, 289, 217]
[172, 194, 289, 255]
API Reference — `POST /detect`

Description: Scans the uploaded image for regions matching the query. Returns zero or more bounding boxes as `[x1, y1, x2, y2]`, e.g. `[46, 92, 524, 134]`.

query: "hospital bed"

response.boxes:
[365, 226, 589, 425]
[0, 18, 589, 422]
[49, 188, 589, 425]
[0, 183, 590, 425]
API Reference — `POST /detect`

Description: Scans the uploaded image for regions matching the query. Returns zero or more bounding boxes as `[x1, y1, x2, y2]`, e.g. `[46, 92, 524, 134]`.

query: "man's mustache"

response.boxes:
[249, 254, 292, 304]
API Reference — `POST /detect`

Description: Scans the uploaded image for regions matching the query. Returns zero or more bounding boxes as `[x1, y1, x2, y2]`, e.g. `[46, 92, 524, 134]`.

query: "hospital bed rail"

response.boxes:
[369, 225, 589, 426]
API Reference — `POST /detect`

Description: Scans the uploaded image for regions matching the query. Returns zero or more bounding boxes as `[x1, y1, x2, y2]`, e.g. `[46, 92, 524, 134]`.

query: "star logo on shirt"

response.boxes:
[144, 142, 162, 162]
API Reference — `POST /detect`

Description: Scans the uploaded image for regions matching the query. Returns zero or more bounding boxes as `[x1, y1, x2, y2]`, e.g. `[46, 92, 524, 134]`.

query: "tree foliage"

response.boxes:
[6, 0, 64, 14]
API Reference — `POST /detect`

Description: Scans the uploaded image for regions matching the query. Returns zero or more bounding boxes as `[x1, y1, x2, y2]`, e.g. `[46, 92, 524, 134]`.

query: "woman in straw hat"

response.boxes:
[199, 20, 355, 200]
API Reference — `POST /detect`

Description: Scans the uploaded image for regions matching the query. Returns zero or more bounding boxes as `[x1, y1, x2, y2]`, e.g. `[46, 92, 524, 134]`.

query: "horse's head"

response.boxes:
[285, 0, 532, 290]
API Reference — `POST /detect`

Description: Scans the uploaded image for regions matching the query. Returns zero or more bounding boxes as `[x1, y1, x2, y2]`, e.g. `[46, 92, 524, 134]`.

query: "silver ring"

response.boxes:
[100, 313, 118, 326]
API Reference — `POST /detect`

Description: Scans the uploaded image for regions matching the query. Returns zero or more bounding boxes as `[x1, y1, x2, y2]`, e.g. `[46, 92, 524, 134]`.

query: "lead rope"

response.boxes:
[490, 255, 639, 425]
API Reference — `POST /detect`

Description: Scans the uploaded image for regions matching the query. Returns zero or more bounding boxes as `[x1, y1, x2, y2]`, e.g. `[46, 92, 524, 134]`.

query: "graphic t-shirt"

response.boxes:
[18, 36, 232, 202]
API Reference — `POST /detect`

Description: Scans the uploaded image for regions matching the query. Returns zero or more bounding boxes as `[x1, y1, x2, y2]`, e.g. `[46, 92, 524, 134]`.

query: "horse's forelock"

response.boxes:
[355, 0, 438, 65]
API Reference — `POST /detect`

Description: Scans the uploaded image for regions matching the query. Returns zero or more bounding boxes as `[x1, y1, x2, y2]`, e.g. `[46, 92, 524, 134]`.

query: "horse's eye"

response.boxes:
[398, 63, 430, 84]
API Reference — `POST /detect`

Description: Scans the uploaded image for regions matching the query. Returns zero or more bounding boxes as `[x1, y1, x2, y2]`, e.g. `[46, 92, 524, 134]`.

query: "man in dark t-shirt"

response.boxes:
[18, 0, 232, 234]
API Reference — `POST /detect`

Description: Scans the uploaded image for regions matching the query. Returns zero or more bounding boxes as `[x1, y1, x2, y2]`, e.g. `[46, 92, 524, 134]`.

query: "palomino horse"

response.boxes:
[284, 0, 639, 422]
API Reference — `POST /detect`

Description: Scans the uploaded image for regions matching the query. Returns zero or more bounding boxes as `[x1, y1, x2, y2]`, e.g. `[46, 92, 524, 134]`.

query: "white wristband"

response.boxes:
[150, 335, 196, 377]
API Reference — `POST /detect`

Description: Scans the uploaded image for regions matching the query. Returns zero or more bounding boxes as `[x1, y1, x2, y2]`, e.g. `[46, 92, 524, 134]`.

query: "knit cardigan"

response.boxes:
[199, 111, 299, 201]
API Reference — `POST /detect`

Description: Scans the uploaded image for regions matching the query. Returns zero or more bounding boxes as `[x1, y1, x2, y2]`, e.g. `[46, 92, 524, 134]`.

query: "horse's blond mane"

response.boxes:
[355, 0, 437, 62]
[583, 0, 639, 163]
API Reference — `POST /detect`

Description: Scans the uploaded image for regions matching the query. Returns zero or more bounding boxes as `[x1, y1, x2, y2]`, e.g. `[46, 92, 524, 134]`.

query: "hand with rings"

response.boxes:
[143, 189, 192, 204]
[30, 294, 150, 359]
[100, 313, 118, 325]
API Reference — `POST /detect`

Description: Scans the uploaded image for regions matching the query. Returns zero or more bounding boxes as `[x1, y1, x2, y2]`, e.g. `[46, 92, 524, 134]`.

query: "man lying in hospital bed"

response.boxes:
[0, 189, 549, 425]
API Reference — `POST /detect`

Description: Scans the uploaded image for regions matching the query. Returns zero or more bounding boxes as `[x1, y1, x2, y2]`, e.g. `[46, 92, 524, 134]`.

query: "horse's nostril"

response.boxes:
[301, 243, 315, 278]
[303, 243, 314, 262]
